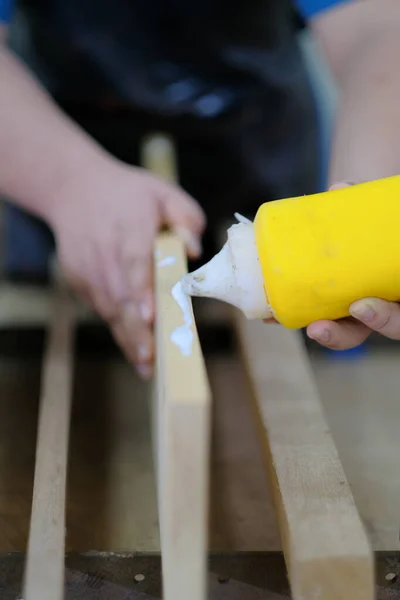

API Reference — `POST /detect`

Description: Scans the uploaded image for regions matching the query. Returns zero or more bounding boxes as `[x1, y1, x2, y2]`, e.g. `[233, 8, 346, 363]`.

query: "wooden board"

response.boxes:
[235, 316, 375, 600]
[153, 232, 211, 600]
[0, 282, 97, 327]
[23, 282, 75, 600]
[142, 133, 211, 600]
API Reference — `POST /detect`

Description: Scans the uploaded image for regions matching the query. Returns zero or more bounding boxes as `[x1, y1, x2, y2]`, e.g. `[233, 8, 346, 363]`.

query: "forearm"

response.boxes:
[328, 28, 400, 185]
[0, 44, 110, 223]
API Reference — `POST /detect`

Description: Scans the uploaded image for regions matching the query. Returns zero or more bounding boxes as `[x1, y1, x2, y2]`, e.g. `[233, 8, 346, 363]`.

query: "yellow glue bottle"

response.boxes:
[181, 175, 400, 328]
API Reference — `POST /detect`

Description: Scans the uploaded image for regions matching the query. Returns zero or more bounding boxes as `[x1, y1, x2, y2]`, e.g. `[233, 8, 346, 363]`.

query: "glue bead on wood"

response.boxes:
[182, 175, 400, 328]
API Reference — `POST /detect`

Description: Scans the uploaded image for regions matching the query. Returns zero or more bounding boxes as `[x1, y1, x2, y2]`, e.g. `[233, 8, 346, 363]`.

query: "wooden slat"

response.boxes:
[142, 134, 211, 600]
[153, 233, 211, 600]
[235, 315, 375, 600]
[0, 282, 97, 327]
[23, 281, 75, 600]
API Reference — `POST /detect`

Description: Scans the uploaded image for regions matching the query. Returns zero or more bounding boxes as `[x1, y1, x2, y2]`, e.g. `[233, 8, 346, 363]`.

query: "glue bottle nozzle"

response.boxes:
[181, 222, 272, 320]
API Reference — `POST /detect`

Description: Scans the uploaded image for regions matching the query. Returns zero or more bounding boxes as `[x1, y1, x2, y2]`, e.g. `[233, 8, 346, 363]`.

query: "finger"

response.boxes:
[60, 248, 109, 317]
[118, 224, 155, 323]
[69, 271, 111, 321]
[123, 252, 154, 319]
[113, 252, 154, 372]
[162, 182, 206, 234]
[121, 310, 153, 377]
[112, 319, 152, 373]
[67, 275, 96, 314]
[61, 263, 91, 306]
[75, 285, 93, 309]
[100, 246, 131, 313]
[350, 297, 400, 340]
[115, 228, 156, 377]
[156, 181, 206, 258]
[173, 225, 203, 259]
[329, 181, 357, 191]
[86, 243, 116, 320]
[307, 317, 371, 349]
[111, 304, 154, 379]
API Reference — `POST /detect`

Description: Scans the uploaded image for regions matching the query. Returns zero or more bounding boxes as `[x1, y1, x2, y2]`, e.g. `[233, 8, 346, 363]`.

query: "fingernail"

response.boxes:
[350, 302, 376, 323]
[137, 343, 151, 361]
[140, 302, 152, 323]
[137, 364, 153, 380]
[329, 181, 357, 191]
[311, 329, 331, 344]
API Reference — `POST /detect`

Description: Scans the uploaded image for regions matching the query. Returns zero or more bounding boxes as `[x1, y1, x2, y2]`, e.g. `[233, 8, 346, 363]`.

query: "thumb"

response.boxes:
[157, 180, 206, 259]
[329, 181, 358, 191]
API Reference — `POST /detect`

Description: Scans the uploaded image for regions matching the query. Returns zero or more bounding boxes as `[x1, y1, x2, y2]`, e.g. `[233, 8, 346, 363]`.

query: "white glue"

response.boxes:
[234, 212, 252, 225]
[157, 255, 177, 268]
[170, 281, 194, 356]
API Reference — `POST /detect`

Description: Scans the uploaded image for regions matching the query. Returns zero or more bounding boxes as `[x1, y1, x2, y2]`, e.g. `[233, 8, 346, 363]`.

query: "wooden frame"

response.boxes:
[8, 133, 375, 600]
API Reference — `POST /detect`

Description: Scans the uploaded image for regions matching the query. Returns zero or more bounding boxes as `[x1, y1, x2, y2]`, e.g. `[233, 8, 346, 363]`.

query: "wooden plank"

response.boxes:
[23, 280, 75, 600]
[142, 134, 211, 600]
[153, 233, 211, 600]
[0, 282, 97, 327]
[235, 315, 375, 600]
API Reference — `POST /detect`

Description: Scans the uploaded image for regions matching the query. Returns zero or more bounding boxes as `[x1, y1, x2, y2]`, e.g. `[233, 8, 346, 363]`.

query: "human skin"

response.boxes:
[306, 0, 400, 349]
[0, 29, 205, 378]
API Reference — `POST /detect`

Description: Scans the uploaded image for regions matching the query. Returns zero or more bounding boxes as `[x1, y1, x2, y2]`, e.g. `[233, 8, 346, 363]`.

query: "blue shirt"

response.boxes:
[294, 0, 350, 18]
[0, 0, 11, 23]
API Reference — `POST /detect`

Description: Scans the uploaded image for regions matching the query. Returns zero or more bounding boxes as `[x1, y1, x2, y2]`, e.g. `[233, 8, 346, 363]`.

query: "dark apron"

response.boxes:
[5, 0, 320, 279]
